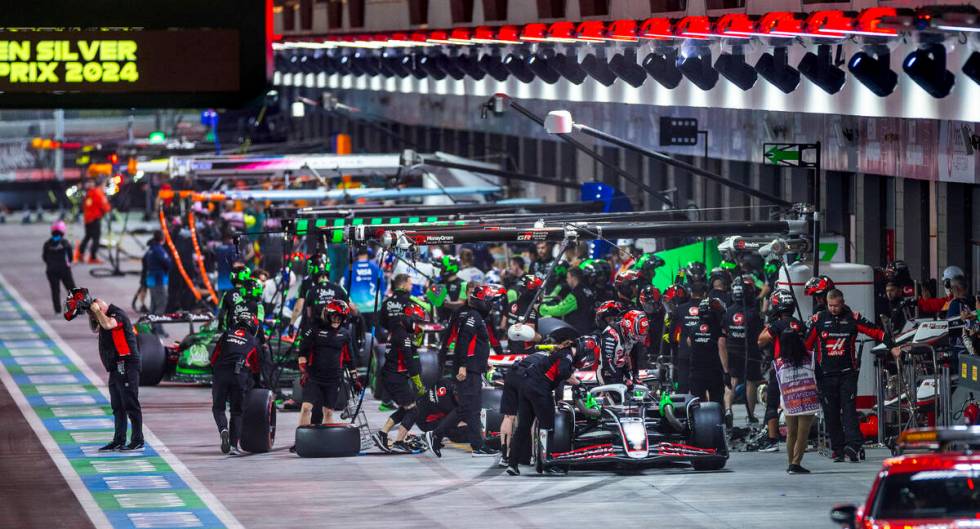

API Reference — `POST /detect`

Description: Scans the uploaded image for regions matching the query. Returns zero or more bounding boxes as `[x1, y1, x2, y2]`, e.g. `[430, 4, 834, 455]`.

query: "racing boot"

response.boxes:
[724, 409, 734, 429]
[497, 443, 509, 468]
[543, 466, 567, 476]
[390, 441, 414, 454]
[832, 450, 845, 462]
[844, 446, 861, 463]
[471, 446, 499, 457]
[229, 446, 242, 456]
[505, 464, 520, 476]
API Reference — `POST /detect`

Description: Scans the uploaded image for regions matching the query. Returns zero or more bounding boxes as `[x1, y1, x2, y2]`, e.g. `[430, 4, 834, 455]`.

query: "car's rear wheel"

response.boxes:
[481, 387, 504, 440]
[690, 402, 727, 471]
[534, 409, 572, 474]
[418, 348, 440, 388]
[137, 331, 166, 386]
[240, 388, 277, 453]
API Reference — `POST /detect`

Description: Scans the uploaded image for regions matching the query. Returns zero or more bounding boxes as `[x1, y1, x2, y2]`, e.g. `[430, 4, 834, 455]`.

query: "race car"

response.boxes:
[135, 312, 298, 387]
[530, 383, 728, 473]
[830, 427, 980, 529]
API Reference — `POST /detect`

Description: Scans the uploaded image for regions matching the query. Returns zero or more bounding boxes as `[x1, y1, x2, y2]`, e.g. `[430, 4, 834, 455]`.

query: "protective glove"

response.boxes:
[349, 369, 364, 392]
[411, 374, 425, 396]
[116, 361, 126, 375]
[723, 372, 733, 389]
[298, 363, 309, 386]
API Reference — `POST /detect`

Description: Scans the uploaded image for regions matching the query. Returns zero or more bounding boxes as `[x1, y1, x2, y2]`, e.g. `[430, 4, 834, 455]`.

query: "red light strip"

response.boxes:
[639, 17, 674, 40]
[675, 16, 712, 39]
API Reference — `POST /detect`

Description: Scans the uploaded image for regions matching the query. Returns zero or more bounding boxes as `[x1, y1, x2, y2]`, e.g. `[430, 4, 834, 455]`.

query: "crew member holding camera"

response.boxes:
[66, 289, 144, 451]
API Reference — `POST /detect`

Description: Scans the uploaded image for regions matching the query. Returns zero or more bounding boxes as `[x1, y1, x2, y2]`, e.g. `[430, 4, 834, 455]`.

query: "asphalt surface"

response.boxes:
[0, 219, 885, 529]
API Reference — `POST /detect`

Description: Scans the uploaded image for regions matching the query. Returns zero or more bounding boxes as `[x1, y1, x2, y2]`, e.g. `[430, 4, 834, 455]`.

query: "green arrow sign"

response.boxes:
[764, 144, 801, 165]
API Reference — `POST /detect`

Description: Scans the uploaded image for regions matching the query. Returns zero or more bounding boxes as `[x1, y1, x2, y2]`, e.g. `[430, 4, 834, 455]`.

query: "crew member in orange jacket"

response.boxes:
[77, 178, 111, 264]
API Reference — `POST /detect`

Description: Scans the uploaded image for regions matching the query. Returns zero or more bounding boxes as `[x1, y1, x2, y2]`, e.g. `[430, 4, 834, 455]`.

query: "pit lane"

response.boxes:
[0, 221, 887, 529]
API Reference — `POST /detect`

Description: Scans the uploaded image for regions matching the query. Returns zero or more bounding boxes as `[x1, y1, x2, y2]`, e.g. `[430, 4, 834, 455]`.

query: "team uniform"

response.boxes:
[210, 325, 260, 451]
[299, 324, 354, 411]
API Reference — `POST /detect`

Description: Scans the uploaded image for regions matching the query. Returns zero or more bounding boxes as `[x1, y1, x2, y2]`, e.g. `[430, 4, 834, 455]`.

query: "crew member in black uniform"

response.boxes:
[582, 259, 616, 305]
[429, 255, 467, 324]
[506, 336, 598, 476]
[708, 267, 733, 307]
[529, 242, 555, 279]
[881, 280, 910, 333]
[804, 289, 890, 462]
[296, 300, 355, 429]
[429, 285, 506, 457]
[639, 285, 666, 378]
[688, 297, 726, 405]
[670, 282, 704, 394]
[217, 266, 262, 332]
[373, 303, 427, 454]
[89, 298, 144, 451]
[210, 312, 260, 454]
[496, 348, 549, 467]
[539, 267, 596, 335]
[503, 274, 543, 355]
[721, 276, 764, 423]
[43, 220, 76, 315]
[420, 377, 460, 444]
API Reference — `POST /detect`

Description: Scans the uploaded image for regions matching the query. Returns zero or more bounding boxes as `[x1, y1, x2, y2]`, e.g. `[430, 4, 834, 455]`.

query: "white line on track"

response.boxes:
[0, 272, 246, 529]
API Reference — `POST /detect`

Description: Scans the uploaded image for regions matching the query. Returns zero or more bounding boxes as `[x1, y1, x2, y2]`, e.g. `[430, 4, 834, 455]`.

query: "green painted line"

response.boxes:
[37, 406, 112, 420]
[19, 384, 99, 397]
[70, 457, 173, 476]
[92, 489, 206, 510]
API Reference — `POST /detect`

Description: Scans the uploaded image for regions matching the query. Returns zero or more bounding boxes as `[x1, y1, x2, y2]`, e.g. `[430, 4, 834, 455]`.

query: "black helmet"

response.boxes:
[884, 260, 911, 282]
[663, 283, 690, 311]
[572, 336, 599, 370]
[685, 261, 707, 284]
[730, 275, 757, 304]
[580, 259, 612, 287]
[632, 253, 665, 282]
[234, 311, 258, 335]
[768, 289, 796, 317]
[638, 285, 663, 314]
[708, 267, 732, 289]
[614, 269, 643, 298]
[698, 297, 724, 324]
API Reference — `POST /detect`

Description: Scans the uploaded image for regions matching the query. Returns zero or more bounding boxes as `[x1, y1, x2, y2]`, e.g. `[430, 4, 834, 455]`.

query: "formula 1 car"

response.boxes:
[531, 383, 729, 473]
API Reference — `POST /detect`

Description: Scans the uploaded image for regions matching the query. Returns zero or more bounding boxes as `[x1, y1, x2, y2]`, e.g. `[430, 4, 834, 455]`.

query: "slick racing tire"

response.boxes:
[534, 410, 573, 474]
[137, 331, 167, 386]
[481, 387, 504, 437]
[294, 424, 361, 458]
[689, 402, 727, 471]
[240, 388, 277, 453]
[418, 348, 440, 388]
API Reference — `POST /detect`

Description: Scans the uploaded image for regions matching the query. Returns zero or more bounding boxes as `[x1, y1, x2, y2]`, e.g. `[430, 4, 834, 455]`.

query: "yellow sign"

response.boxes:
[0, 39, 138, 83]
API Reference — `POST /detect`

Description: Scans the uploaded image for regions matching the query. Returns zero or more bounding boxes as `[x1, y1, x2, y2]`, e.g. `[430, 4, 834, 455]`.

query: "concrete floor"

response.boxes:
[0, 220, 884, 529]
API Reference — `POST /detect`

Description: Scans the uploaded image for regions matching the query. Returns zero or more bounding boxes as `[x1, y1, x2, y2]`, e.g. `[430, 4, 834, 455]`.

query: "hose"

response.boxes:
[158, 208, 202, 301]
[187, 210, 218, 305]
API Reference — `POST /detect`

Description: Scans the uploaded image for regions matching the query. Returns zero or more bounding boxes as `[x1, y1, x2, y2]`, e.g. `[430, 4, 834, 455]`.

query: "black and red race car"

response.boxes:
[530, 383, 728, 473]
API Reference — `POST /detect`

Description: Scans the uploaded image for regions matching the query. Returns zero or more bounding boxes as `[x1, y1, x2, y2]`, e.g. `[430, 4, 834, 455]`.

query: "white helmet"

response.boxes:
[942, 266, 965, 281]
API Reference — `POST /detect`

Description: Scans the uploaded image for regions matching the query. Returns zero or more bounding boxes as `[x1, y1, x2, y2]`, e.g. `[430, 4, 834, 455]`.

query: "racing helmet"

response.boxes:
[632, 253, 666, 281]
[884, 260, 910, 282]
[50, 219, 66, 235]
[517, 274, 544, 293]
[768, 289, 797, 316]
[589, 259, 613, 286]
[730, 275, 757, 304]
[663, 283, 690, 310]
[572, 336, 599, 370]
[614, 269, 643, 298]
[804, 275, 835, 297]
[684, 261, 707, 285]
[434, 255, 460, 276]
[595, 300, 626, 329]
[943, 265, 966, 291]
[469, 284, 507, 315]
[323, 299, 352, 325]
[230, 265, 251, 287]
[307, 254, 331, 279]
[403, 303, 427, 333]
[240, 278, 263, 300]
[63, 287, 92, 321]
[708, 267, 732, 290]
[619, 310, 650, 342]
[638, 285, 663, 314]
[234, 311, 258, 335]
[698, 298, 724, 324]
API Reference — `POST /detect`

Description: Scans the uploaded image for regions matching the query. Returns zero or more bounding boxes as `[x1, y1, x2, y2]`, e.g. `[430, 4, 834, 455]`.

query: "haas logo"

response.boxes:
[790, 321, 802, 332]
[436, 386, 447, 397]
[699, 324, 709, 333]
[821, 331, 830, 339]
[732, 313, 745, 325]
[688, 306, 699, 316]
